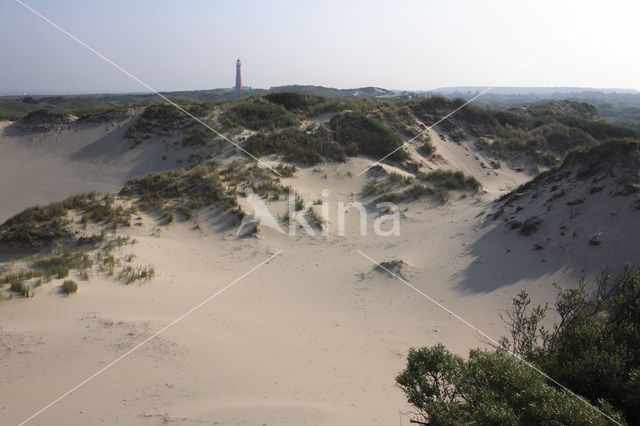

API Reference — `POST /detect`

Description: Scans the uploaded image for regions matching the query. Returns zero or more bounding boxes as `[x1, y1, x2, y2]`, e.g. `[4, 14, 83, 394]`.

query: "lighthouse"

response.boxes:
[235, 59, 242, 91]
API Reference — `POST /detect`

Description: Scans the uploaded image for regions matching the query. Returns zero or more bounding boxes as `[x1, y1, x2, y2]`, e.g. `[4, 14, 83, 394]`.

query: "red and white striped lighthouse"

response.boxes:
[235, 59, 242, 91]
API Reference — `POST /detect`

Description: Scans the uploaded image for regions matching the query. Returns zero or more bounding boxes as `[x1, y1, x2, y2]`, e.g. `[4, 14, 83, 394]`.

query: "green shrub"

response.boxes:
[226, 98, 298, 130]
[61, 280, 77, 295]
[499, 266, 640, 423]
[417, 169, 481, 192]
[263, 92, 325, 112]
[182, 130, 208, 147]
[397, 344, 623, 425]
[275, 163, 298, 177]
[245, 127, 345, 164]
[118, 265, 155, 285]
[120, 167, 225, 211]
[330, 111, 407, 161]
[47, 264, 69, 279]
[10, 280, 26, 294]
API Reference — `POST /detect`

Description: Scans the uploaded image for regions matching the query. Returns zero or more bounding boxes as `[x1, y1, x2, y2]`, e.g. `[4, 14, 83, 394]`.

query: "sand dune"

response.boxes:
[1, 111, 639, 425]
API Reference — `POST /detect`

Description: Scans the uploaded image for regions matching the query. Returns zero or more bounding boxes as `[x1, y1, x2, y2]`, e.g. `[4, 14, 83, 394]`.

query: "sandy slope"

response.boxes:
[0, 116, 186, 223]
[2, 120, 638, 424]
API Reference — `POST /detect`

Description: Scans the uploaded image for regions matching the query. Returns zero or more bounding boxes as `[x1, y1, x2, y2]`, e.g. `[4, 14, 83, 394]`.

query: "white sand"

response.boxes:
[1, 120, 638, 425]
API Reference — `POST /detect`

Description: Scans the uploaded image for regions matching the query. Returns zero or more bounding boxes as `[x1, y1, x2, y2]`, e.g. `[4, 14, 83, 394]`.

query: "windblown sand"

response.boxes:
[1, 121, 635, 425]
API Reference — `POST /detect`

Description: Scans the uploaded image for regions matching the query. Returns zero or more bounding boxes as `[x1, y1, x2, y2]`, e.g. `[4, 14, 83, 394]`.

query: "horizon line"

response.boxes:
[1, 85, 639, 98]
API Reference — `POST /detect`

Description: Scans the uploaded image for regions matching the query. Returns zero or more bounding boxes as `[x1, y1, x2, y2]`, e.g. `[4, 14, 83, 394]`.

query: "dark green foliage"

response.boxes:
[420, 139, 436, 157]
[472, 100, 640, 165]
[557, 114, 640, 140]
[226, 98, 298, 130]
[409, 96, 501, 137]
[61, 280, 77, 295]
[181, 130, 209, 147]
[330, 112, 407, 161]
[245, 127, 345, 164]
[263, 92, 326, 112]
[47, 264, 69, 279]
[529, 123, 597, 156]
[124, 104, 197, 143]
[500, 266, 640, 424]
[10, 280, 27, 296]
[416, 169, 481, 192]
[2, 270, 44, 284]
[396, 344, 621, 425]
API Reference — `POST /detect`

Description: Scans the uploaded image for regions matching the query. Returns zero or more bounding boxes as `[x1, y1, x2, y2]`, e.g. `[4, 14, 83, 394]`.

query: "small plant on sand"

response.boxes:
[275, 163, 298, 178]
[520, 216, 542, 236]
[61, 280, 78, 295]
[417, 169, 481, 192]
[118, 265, 155, 285]
[10, 280, 30, 297]
[47, 264, 69, 279]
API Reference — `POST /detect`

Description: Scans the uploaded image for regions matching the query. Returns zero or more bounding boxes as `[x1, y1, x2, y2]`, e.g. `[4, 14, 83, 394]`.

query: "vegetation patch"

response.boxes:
[416, 169, 481, 192]
[244, 127, 345, 164]
[330, 111, 407, 161]
[0, 193, 134, 249]
[224, 98, 298, 130]
[397, 265, 640, 424]
[119, 165, 226, 211]
[61, 280, 77, 295]
[263, 92, 326, 112]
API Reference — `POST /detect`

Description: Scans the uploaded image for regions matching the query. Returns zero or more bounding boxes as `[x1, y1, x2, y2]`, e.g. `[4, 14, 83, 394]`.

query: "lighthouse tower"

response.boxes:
[235, 59, 242, 91]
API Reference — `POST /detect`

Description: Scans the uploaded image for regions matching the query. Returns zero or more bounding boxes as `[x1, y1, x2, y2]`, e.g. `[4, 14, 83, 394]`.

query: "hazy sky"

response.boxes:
[1, 0, 638, 94]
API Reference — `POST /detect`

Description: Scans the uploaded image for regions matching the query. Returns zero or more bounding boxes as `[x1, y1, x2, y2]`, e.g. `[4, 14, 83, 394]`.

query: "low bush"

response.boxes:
[226, 98, 298, 130]
[119, 265, 155, 285]
[396, 344, 622, 425]
[330, 111, 407, 161]
[263, 92, 326, 112]
[181, 130, 209, 147]
[61, 280, 77, 295]
[244, 127, 345, 164]
[417, 169, 481, 192]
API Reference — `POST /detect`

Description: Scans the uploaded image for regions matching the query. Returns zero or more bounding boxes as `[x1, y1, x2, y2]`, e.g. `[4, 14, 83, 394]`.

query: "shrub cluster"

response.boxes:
[397, 265, 640, 424]
[225, 98, 298, 130]
[244, 127, 345, 164]
[416, 169, 481, 192]
[330, 111, 407, 161]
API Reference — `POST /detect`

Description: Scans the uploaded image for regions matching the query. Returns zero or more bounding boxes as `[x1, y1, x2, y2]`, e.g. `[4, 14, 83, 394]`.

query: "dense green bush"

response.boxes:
[498, 266, 640, 424]
[397, 344, 622, 425]
[398, 266, 640, 425]
[61, 280, 78, 295]
[181, 130, 209, 147]
[226, 99, 298, 130]
[330, 111, 407, 161]
[263, 92, 326, 112]
[244, 127, 345, 164]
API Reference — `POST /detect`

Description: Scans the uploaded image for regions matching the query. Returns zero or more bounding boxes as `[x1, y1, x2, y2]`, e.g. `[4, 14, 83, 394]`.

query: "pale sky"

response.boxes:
[0, 0, 638, 94]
